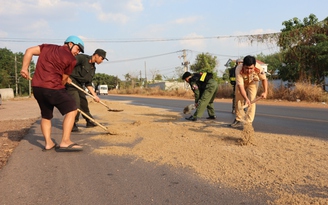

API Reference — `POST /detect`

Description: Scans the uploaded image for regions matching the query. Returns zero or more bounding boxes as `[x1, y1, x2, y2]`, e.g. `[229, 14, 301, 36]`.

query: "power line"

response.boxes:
[187, 49, 239, 58]
[0, 32, 281, 43]
[104, 51, 182, 63]
[0, 37, 217, 43]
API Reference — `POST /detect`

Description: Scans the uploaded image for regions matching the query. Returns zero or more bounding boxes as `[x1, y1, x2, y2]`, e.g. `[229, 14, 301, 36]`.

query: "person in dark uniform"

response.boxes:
[229, 59, 243, 113]
[182, 71, 218, 121]
[66, 49, 108, 132]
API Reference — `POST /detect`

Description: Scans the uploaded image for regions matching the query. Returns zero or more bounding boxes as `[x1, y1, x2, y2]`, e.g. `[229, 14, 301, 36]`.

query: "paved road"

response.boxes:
[103, 95, 328, 140]
[0, 107, 271, 204]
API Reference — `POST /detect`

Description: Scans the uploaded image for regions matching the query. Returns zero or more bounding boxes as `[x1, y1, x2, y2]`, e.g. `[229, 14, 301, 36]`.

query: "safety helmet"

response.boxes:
[64, 36, 84, 53]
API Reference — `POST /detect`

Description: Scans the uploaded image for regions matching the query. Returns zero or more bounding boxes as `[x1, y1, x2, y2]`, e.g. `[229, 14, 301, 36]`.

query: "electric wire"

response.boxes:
[0, 32, 281, 43]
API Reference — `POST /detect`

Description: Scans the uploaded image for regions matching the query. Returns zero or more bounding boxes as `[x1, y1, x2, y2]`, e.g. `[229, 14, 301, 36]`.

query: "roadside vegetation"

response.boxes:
[109, 82, 328, 103]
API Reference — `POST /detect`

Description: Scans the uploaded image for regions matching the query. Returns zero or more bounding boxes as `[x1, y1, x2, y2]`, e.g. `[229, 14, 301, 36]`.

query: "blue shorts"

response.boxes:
[33, 87, 77, 119]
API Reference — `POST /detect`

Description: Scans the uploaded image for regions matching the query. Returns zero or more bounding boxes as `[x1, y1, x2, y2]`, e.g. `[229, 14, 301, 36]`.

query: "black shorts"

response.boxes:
[33, 87, 77, 119]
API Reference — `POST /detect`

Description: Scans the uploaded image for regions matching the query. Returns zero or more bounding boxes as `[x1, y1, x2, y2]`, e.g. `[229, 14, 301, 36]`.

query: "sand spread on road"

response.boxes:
[78, 99, 328, 204]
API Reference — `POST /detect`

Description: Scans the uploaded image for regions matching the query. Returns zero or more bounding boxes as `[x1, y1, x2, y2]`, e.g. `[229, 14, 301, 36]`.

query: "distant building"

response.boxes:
[256, 60, 269, 75]
[0, 88, 14, 100]
[148, 81, 185, 90]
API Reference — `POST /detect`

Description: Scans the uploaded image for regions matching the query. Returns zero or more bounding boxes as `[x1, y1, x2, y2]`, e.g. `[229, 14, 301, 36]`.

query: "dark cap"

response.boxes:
[182, 71, 192, 80]
[94, 49, 108, 61]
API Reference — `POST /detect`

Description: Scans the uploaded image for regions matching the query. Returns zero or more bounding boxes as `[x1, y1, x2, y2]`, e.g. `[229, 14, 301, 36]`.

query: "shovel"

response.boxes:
[237, 96, 262, 121]
[239, 96, 263, 110]
[70, 82, 123, 112]
[183, 103, 196, 114]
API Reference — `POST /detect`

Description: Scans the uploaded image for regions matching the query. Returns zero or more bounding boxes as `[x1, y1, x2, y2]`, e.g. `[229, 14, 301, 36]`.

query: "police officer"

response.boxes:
[66, 49, 108, 132]
[229, 59, 243, 113]
[230, 55, 268, 127]
[182, 71, 218, 121]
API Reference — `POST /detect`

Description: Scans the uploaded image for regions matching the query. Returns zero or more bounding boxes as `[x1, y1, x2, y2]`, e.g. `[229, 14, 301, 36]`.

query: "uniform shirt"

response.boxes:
[32, 44, 76, 89]
[235, 62, 266, 87]
[229, 66, 236, 85]
[189, 72, 213, 103]
[70, 54, 96, 87]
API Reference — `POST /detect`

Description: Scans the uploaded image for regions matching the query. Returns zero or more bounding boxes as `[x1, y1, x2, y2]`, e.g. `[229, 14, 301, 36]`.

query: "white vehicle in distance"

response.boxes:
[97, 85, 108, 95]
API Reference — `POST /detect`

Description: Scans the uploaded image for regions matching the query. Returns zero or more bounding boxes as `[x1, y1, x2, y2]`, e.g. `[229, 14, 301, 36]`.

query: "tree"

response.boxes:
[122, 72, 139, 88]
[0, 48, 35, 95]
[237, 14, 328, 86]
[0, 48, 17, 89]
[93, 73, 120, 90]
[190, 53, 218, 73]
[154, 74, 162, 81]
[256, 52, 283, 77]
[278, 14, 328, 84]
[174, 66, 185, 82]
[149, 69, 160, 81]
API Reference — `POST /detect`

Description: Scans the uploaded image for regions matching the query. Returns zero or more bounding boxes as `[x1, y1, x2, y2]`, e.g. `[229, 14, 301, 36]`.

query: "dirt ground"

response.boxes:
[0, 96, 327, 205]
[0, 97, 39, 170]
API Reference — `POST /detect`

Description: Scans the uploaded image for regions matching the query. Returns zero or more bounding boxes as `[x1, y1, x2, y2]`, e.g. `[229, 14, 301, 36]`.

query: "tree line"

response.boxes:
[0, 48, 35, 95]
[246, 14, 328, 86]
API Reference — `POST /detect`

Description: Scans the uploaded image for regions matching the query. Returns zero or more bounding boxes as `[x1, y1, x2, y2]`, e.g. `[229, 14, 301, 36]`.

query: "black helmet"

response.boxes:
[182, 71, 192, 80]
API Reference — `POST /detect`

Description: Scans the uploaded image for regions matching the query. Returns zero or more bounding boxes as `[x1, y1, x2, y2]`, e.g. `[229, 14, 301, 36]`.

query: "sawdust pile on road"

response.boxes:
[241, 122, 255, 146]
[82, 99, 328, 204]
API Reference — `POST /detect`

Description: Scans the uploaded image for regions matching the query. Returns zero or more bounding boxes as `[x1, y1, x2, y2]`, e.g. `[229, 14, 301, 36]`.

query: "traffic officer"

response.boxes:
[230, 55, 268, 127]
[229, 59, 243, 113]
[182, 71, 218, 121]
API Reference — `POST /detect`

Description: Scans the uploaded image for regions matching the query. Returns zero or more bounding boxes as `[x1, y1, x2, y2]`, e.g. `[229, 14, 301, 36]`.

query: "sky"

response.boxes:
[0, 0, 327, 80]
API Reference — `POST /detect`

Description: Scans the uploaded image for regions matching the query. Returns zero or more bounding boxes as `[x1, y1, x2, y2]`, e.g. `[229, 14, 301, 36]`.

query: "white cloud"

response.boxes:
[173, 16, 202, 24]
[179, 33, 206, 49]
[126, 0, 144, 12]
[0, 0, 29, 15]
[22, 19, 52, 37]
[90, 1, 143, 24]
[98, 12, 130, 24]
[148, 0, 165, 7]
[37, 0, 61, 7]
[0, 30, 8, 38]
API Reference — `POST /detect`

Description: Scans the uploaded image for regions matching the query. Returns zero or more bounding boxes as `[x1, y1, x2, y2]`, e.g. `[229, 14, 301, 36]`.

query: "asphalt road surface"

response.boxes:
[103, 95, 328, 140]
[0, 100, 272, 205]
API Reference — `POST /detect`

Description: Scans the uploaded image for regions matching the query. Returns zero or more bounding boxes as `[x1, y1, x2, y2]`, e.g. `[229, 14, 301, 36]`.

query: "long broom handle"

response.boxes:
[77, 109, 108, 131]
[70, 82, 111, 110]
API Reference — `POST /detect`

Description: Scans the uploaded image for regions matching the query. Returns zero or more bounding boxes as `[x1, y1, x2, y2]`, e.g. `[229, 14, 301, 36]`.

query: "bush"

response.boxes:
[108, 82, 328, 103]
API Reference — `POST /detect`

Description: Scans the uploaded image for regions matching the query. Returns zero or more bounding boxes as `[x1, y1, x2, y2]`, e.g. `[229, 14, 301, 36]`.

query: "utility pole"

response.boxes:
[116, 75, 118, 89]
[15, 54, 18, 96]
[182, 49, 189, 73]
[144, 61, 147, 88]
[28, 66, 31, 97]
[181, 49, 190, 89]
